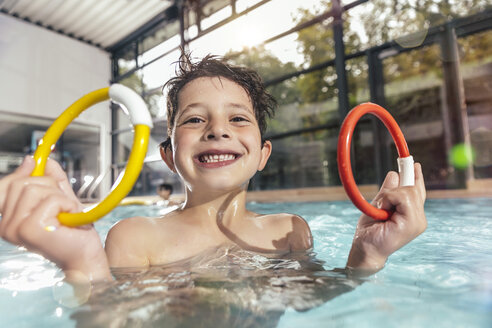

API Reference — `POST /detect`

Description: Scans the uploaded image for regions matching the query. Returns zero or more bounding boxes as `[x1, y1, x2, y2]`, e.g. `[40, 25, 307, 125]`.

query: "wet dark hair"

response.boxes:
[159, 53, 276, 151]
[158, 183, 173, 193]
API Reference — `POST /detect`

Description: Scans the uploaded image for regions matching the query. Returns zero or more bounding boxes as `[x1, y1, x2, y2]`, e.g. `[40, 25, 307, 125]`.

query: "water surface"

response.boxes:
[0, 198, 491, 327]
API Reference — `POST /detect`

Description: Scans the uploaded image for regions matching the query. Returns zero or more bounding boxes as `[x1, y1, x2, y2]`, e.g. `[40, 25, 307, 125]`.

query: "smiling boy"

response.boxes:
[0, 55, 427, 282]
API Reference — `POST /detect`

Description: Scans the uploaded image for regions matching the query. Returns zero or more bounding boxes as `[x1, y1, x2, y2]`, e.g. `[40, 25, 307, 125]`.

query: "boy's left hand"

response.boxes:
[346, 163, 427, 274]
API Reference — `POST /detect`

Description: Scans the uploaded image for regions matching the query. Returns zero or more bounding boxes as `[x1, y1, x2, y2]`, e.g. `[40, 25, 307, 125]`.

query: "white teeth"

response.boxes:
[200, 154, 236, 163]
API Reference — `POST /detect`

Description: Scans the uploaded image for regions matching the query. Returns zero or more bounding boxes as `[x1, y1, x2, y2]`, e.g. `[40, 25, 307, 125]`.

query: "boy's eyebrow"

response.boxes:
[176, 103, 204, 120]
[227, 102, 254, 113]
[177, 102, 254, 120]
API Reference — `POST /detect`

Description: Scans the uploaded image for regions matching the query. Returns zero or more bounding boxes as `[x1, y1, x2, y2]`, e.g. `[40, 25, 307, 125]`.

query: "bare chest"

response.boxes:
[147, 225, 232, 265]
[146, 214, 298, 266]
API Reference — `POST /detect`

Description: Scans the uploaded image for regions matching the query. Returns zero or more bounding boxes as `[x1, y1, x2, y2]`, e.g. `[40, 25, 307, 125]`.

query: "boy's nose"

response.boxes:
[207, 131, 230, 140]
[206, 122, 230, 140]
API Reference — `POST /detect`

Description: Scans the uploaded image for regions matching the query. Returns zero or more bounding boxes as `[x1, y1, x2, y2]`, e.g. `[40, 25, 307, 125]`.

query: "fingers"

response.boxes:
[379, 188, 411, 215]
[18, 193, 80, 245]
[2, 176, 59, 222]
[44, 159, 79, 201]
[382, 171, 399, 190]
[371, 171, 399, 206]
[414, 162, 426, 203]
[372, 163, 426, 208]
[0, 156, 35, 210]
[0, 156, 78, 213]
[14, 156, 36, 176]
[375, 177, 418, 214]
[1, 182, 79, 246]
[377, 184, 426, 226]
[0, 177, 58, 243]
[0, 156, 81, 241]
[2, 185, 59, 244]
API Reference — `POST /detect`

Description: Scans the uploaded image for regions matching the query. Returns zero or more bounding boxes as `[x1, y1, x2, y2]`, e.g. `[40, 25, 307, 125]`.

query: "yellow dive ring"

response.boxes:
[32, 84, 153, 227]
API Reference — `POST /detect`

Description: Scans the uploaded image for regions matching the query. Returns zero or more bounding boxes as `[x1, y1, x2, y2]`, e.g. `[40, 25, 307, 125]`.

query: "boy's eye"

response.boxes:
[231, 116, 249, 123]
[184, 117, 203, 124]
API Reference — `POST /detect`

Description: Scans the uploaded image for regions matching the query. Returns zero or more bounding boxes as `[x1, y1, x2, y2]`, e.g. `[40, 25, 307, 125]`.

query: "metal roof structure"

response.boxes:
[0, 0, 174, 50]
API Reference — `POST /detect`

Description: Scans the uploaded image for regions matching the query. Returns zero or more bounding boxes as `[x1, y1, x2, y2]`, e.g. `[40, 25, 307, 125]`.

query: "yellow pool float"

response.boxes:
[32, 84, 153, 227]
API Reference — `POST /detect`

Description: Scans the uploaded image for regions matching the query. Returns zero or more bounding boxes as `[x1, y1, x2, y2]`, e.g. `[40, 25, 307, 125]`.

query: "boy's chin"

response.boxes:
[193, 178, 250, 194]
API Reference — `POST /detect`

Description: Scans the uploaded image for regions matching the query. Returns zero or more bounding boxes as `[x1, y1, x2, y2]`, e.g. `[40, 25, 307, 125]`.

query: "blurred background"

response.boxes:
[0, 0, 491, 201]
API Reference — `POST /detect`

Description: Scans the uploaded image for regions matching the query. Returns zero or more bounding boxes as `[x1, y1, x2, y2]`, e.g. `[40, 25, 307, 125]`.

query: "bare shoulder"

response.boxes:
[105, 216, 158, 268]
[262, 212, 313, 252]
[106, 216, 157, 241]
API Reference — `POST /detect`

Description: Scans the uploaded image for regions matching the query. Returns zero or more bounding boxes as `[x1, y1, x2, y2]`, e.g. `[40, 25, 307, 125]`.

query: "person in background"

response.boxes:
[155, 183, 180, 206]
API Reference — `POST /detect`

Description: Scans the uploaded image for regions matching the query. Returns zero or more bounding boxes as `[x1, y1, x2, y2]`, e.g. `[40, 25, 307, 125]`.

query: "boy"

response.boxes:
[157, 183, 173, 201]
[155, 182, 180, 206]
[0, 55, 427, 283]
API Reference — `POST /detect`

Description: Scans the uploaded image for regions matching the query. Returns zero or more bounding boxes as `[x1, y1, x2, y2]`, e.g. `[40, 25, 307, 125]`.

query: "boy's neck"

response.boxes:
[183, 187, 246, 208]
[181, 187, 250, 226]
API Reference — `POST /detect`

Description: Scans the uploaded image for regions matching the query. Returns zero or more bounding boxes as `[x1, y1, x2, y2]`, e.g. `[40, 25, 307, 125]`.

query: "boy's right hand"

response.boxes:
[0, 156, 111, 282]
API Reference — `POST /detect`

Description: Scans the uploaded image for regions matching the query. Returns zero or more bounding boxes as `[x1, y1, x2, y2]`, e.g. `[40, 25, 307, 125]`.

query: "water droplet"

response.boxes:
[388, 11, 429, 49]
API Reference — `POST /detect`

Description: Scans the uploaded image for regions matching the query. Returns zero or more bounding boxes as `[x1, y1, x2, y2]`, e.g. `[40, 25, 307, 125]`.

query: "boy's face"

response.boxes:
[162, 76, 271, 193]
[157, 188, 171, 200]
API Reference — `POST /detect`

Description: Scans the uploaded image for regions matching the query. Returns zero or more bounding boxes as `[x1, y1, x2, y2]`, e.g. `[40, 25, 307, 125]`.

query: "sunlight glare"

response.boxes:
[237, 25, 264, 50]
[0, 258, 61, 291]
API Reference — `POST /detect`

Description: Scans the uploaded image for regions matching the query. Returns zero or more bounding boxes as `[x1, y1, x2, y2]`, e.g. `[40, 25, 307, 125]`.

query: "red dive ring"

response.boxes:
[337, 102, 413, 220]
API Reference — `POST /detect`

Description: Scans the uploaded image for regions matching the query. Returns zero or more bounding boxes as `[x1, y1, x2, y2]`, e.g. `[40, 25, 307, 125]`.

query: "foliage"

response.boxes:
[294, 2, 362, 104]
[225, 46, 303, 134]
[361, 0, 492, 83]
[361, 0, 491, 47]
[225, 46, 299, 105]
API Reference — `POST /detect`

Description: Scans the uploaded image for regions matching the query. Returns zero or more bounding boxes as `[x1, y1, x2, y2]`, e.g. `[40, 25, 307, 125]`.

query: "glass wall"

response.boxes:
[0, 111, 103, 200]
[459, 30, 492, 179]
[110, 5, 183, 196]
[381, 44, 447, 187]
[252, 129, 339, 190]
[110, 0, 492, 194]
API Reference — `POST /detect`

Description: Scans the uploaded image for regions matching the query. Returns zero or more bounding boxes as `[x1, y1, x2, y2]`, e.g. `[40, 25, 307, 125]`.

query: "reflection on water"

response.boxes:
[73, 246, 358, 328]
[0, 250, 61, 292]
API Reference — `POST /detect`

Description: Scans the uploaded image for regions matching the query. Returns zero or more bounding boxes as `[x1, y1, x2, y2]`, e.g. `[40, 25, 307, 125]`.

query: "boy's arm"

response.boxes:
[346, 163, 427, 276]
[0, 156, 112, 283]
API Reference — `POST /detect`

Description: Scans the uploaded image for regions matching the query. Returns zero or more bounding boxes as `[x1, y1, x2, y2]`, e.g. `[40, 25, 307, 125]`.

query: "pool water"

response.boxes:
[1, 198, 491, 327]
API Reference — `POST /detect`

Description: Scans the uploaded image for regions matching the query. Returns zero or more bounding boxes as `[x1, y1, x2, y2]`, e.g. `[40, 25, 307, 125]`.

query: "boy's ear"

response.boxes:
[258, 140, 272, 171]
[160, 146, 177, 173]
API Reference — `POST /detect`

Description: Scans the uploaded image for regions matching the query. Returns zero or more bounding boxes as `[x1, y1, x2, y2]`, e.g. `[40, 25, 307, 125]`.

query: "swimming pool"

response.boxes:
[1, 198, 491, 327]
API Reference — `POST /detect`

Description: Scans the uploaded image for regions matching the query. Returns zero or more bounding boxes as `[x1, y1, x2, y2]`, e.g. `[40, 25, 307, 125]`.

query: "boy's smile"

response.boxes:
[162, 76, 272, 195]
[195, 149, 241, 168]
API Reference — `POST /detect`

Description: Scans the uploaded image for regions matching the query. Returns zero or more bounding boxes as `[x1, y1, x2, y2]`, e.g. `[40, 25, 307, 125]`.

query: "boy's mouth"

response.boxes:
[195, 150, 241, 166]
